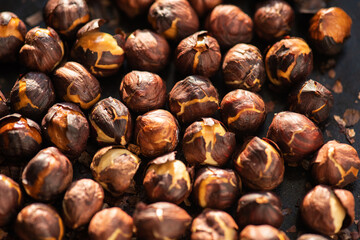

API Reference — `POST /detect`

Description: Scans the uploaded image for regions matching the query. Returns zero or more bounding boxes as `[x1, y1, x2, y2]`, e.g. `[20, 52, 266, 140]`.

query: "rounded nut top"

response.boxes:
[239, 225, 289, 240]
[0, 174, 22, 226]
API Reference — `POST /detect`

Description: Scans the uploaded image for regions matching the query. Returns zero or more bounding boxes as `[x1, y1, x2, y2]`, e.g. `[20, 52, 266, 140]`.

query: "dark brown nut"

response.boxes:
[15, 203, 64, 240]
[115, 0, 154, 18]
[125, 29, 170, 72]
[309, 7, 352, 55]
[22, 147, 73, 201]
[236, 192, 283, 228]
[53, 61, 101, 110]
[19, 27, 64, 73]
[266, 111, 324, 166]
[43, 0, 90, 39]
[191, 209, 238, 240]
[220, 89, 266, 134]
[89, 97, 132, 146]
[222, 43, 265, 92]
[311, 140, 360, 188]
[135, 109, 180, 158]
[119, 71, 167, 113]
[193, 166, 240, 209]
[168, 75, 219, 124]
[9, 72, 55, 120]
[205, 5, 253, 49]
[288, 79, 334, 123]
[294, 0, 326, 14]
[234, 137, 284, 190]
[297, 234, 328, 240]
[254, 0, 294, 41]
[62, 179, 104, 229]
[239, 225, 289, 240]
[189, 0, 222, 17]
[183, 118, 236, 167]
[265, 37, 313, 91]
[0, 90, 10, 118]
[301, 185, 355, 236]
[42, 102, 89, 158]
[0, 12, 27, 63]
[133, 202, 192, 240]
[0, 174, 22, 226]
[88, 207, 134, 240]
[175, 31, 221, 77]
[143, 152, 191, 204]
[148, 0, 199, 42]
[0, 114, 42, 159]
[91, 146, 140, 196]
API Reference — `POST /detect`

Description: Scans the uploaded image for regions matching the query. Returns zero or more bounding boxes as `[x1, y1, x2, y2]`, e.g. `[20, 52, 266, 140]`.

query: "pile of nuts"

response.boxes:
[0, 0, 357, 239]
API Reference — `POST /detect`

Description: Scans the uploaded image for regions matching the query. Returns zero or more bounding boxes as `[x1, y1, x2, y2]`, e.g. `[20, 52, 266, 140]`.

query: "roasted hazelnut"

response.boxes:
[0, 90, 10, 118]
[193, 166, 240, 209]
[143, 152, 191, 204]
[301, 185, 355, 236]
[19, 27, 64, 73]
[115, 0, 154, 18]
[88, 207, 134, 240]
[239, 225, 289, 240]
[297, 234, 328, 240]
[206, 5, 253, 49]
[53, 61, 101, 110]
[133, 202, 192, 240]
[15, 203, 64, 240]
[288, 79, 334, 123]
[9, 72, 55, 120]
[254, 0, 294, 41]
[22, 147, 73, 201]
[91, 146, 140, 196]
[62, 179, 104, 229]
[311, 140, 360, 188]
[175, 31, 221, 77]
[309, 7, 352, 55]
[191, 209, 238, 240]
[89, 97, 132, 146]
[234, 137, 284, 190]
[0, 114, 42, 159]
[0, 12, 27, 63]
[220, 89, 266, 134]
[43, 0, 90, 39]
[168, 75, 219, 124]
[265, 37, 313, 91]
[135, 109, 180, 158]
[119, 71, 167, 113]
[183, 118, 236, 167]
[236, 192, 283, 228]
[125, 29, 170, 72]
[0, 174, 22, 226]
[266, 111, 324, 165]
[148, 0, 199, 42]
[189, 0, 222, 17]
[42, 102, 89, 158]
[222, 43, 265, 92]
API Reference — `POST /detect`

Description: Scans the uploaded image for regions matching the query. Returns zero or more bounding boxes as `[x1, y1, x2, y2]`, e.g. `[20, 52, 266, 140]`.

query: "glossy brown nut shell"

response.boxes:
[297, 234, 328, 240]
[115, 0, 154, 18]
[0, 90, 9, 118]
[0, 174, 22, 226]
[239, 225, 289, 240]
[119, 71, 167, 113]
[189, 0, 222, 17]
[294, 0, 326, 14]
[168, 75, 219, 124]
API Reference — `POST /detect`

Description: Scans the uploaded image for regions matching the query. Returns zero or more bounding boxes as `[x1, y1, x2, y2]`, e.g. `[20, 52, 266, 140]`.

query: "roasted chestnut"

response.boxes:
[9, 72, 55, 120]
[266, 111, 324, 166]
[15, 203, 64, 240]
[133, 202, 192, 240]
[0, 12, 27, 62]
[175, 31, 221, 77]
[0, 174, 22, 226]
[0, 90, 9, 118]
[115, 0, 154, 18]
[189, 0, 222, 17]
[301, 185, 355, 236]
[293, 0, 326, 14]
[309, 7, 352, 55]
[148, 0, 199, 42]
[222, 43, 265, 92]
[183, 118, 236, 167]
[135, 109, 180, 158]
[239, 225, 289, 240]
[234, 137, 284, 190]
[297, 234, 328, 240]
[22, 147, 73, 201]
[42, 102, 89, 158]
[119, 71, 167, 113]
[19, 27, 64, 73]
[91, 146, 140, 196]
[206, 4, 253, 49]
[89, 97, 132, 146]
[125, 29, 170, 72]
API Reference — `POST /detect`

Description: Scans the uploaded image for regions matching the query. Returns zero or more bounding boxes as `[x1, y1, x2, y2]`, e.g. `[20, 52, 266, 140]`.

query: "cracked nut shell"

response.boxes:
[239, 225, 289, 240]
[0, 90, 9, 118]
[0, 174, 22, 226]
[189, 0, 222, 17]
